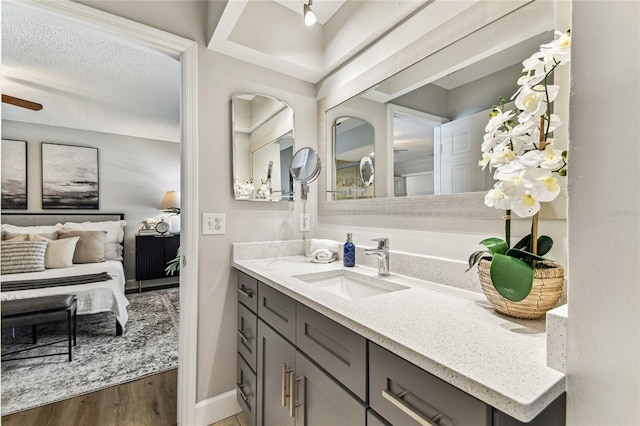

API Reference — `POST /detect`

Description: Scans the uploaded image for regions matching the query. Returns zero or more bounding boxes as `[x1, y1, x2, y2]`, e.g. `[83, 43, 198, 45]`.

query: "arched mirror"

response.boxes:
[331, 116, 375, 200]
[232, 93, 294, 201]
[290, 147, 320, 200]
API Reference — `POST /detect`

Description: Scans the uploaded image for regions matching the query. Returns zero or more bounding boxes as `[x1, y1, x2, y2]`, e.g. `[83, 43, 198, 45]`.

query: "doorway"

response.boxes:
[1, 2, 199, 424]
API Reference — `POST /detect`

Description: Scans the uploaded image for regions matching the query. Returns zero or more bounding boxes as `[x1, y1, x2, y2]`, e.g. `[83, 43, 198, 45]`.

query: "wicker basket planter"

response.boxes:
[478, 258, 564, 319]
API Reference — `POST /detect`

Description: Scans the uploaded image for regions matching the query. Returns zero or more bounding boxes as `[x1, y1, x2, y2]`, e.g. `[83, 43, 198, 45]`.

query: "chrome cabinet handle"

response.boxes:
[237, 382, 252, 401]
[288, 371, 303, 418]
[237, 286, 253, 298]
[382, 389, 439, 426]
[282, 363, 290, 406]
[237, 329, 252, 343]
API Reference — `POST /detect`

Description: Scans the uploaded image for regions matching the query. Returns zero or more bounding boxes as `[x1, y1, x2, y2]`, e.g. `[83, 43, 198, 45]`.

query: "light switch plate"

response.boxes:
[203, 213, 225, 235]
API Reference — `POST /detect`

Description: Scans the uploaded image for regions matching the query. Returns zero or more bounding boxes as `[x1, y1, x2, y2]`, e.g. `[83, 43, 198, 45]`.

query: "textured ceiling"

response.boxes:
[1, 6, 181, 143]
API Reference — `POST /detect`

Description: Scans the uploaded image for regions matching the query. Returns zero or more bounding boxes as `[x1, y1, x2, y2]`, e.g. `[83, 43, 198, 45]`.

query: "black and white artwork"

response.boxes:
[42, 143, 99, 209]
[1, 139, 28, 209]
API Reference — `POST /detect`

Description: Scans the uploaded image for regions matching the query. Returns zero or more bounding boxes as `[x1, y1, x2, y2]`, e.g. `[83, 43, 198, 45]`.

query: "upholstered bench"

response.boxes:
[1, 294, 77, 362]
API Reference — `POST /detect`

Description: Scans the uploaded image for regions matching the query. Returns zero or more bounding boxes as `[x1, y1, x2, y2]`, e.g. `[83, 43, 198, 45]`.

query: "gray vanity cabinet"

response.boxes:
[258, 282, 296, 342]
[256, 316, 367, 426]
[238, 271, 258, 313]
[237, 353, 257, 424]
[238, 302, 257, 372]
[256, 319, 296, 426]
[295, 303, 367, 401]
[369, 342, 490, 426]
[294, 350, 367, 425]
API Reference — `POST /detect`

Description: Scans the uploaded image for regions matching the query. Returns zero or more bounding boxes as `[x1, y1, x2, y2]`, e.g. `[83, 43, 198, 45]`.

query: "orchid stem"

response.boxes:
[505, 209, 511, 249]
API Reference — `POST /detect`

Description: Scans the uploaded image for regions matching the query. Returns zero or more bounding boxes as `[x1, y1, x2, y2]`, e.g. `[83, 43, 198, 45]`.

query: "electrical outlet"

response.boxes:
[203, 213, 225, 235]
[300, 213, 310, 232]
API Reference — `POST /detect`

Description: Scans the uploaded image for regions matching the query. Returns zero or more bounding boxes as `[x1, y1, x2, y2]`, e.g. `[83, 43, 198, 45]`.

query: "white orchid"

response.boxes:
[480, 31, 569, 218]
[468, 30, 571, 304]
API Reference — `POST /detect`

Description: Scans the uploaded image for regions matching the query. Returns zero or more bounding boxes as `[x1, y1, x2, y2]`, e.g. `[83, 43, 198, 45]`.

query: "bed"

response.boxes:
[1, 213, 129, 335]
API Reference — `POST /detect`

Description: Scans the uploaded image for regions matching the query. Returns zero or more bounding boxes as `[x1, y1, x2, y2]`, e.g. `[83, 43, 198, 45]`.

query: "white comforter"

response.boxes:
[1, 260, 129, 329]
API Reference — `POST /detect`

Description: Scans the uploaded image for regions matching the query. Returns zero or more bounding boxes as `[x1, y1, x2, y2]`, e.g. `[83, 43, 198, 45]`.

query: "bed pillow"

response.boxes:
[60, 220, 126, 261]
[31, 234, 80, 268]
[58, 230, 106, 264]
[1, 241, 47, 274]
[1, 224, 61, 239]
[4, 231, 59, 241]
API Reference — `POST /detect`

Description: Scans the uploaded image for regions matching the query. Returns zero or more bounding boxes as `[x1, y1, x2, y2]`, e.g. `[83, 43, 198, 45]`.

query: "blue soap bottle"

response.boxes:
[343, 233, 355, 267]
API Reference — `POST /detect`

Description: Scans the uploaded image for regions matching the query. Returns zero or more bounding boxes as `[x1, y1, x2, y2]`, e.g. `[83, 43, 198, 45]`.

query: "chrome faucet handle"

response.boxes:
[371, 238, 389, 250]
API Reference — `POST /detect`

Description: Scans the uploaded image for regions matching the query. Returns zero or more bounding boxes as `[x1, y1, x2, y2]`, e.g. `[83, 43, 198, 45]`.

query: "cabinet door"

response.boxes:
[238, 302, 257, 372]
[296, 303, 367, 401]
[369, 343, 490, 426]
[293, 351, 366, 426]
[258, 282, 296, 342]
[237, 353, 257, 426]
[257, 319, 296, 426]
[135, 235, 180, 281]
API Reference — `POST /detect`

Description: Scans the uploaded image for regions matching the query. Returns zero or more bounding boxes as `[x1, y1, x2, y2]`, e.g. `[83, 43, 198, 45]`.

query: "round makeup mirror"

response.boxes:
[359, 156, 374, 187]
[290, 147, 321, 200]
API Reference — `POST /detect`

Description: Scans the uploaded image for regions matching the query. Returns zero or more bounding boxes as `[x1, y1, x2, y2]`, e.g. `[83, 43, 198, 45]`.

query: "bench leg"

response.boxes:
[67, 310, 73, 362]
[73, 309, 77, 346]
[116, 320, 123, 336]
[32, 324, 37, 344]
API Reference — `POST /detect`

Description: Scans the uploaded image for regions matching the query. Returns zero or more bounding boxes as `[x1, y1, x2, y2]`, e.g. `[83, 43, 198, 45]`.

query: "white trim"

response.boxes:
[7, 2, 200, 425]
[195, 390, 242, 426]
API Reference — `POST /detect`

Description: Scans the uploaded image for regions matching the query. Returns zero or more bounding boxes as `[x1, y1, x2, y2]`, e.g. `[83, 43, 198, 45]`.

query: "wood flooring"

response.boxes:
[1, 369, 177, 426]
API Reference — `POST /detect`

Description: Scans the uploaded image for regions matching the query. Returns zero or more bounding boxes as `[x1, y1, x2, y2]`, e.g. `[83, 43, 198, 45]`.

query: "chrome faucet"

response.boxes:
[364, 238, 390, 276]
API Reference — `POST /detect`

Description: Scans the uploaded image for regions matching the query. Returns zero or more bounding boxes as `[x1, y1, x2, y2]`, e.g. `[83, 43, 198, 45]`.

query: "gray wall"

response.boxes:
[1, 120, 181, 282]
[567, 1, 640, 424]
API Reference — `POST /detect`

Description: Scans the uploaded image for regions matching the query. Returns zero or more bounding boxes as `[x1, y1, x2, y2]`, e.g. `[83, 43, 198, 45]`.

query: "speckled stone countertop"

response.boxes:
[232, 246, 566, 423]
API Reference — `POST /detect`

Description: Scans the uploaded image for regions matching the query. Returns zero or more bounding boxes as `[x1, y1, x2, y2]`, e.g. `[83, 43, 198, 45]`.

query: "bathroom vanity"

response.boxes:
[233, 242, 566, 426]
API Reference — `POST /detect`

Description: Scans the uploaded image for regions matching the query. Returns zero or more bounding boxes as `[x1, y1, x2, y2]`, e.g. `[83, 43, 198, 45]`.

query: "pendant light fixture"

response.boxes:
[304, 0, 317, 26]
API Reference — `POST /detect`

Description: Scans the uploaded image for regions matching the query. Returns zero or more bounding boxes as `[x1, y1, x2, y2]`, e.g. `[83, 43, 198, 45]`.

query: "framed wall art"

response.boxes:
[1, 139, 28, 209]
[41, 143, 99, 209]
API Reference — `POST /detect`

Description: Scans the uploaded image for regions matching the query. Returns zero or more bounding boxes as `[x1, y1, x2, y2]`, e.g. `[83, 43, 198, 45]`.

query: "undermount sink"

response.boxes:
[293, 269, 408, 301]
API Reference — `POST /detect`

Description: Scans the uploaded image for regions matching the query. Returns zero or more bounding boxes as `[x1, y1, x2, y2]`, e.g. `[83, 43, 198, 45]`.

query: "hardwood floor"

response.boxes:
[2, 369, 177, 426]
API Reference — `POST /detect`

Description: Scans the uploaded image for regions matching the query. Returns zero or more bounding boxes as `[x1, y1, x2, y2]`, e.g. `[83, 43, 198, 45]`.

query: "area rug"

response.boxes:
[1, 288, 179, 415]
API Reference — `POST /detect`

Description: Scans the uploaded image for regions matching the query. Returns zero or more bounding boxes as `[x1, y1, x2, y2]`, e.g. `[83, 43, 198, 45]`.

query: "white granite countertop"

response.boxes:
[233, 254, 566, 423]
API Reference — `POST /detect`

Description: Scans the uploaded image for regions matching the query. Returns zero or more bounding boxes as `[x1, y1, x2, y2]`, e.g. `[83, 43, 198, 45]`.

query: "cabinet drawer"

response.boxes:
[296, 303, 367, 401]
[238, 271, 258, 313]
[237, 353, 257, 426]
[369, 343, 490, 426]
[258, 282, 296, 342]
[238, 302, 258, 372]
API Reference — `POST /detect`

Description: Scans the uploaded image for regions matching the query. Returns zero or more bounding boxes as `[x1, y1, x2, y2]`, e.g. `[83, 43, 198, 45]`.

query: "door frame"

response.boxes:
[5, 1, 200, 424]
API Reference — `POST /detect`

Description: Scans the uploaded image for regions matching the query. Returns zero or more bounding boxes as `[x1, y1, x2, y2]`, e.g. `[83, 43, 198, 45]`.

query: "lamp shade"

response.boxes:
[159, 190, 180, 210]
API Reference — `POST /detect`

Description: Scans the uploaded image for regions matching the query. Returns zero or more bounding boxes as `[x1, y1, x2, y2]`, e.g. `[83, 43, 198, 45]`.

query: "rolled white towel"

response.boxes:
[310, 239, 339, 254]
[311, 248, 337, 263]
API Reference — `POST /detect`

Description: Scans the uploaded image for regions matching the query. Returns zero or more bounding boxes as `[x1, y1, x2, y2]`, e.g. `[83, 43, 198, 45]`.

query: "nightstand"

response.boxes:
[135, 234, 180, 292]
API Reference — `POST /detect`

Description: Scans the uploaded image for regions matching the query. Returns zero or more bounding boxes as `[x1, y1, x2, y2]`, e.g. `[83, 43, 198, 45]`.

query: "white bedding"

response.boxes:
[1, 260, 129, 330]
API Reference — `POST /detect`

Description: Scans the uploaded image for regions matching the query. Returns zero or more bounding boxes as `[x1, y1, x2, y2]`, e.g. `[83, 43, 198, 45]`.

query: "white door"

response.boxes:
[435, 109, 493, 195]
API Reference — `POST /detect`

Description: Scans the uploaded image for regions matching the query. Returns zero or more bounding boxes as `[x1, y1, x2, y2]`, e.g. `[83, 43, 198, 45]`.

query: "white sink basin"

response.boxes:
[293, 270, 408, 300]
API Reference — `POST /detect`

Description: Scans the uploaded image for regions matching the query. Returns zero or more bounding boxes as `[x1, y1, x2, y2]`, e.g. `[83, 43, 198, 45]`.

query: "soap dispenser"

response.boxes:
[343, 233, 355, 267]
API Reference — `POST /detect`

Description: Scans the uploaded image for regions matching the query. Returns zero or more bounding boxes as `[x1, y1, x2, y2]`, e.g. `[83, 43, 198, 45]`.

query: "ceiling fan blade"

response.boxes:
[2, 94, 43, 111]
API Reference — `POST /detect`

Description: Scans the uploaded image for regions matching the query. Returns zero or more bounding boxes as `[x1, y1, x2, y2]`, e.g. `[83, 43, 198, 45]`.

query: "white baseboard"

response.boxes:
[195, 389, 242, 426]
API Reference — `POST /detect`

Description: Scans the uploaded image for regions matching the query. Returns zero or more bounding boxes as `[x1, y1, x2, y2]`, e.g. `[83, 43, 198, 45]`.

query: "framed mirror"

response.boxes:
[318, 0, 569, 218]
[232, 93, 294, 201]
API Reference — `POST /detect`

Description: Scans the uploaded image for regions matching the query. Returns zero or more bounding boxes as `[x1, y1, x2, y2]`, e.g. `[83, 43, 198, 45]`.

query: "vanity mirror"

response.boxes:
[232, 93, 294, 201]
[319, 0, 568, 218]
[290, 147, 320, 200]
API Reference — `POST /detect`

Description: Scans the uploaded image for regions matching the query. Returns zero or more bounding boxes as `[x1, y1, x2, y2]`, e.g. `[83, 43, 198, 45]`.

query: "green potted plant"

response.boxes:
[467, 30, 571, 319]
[162, 207, 181, 276]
